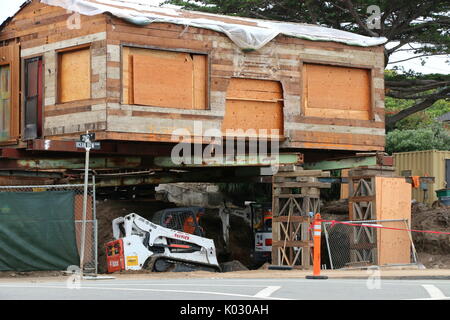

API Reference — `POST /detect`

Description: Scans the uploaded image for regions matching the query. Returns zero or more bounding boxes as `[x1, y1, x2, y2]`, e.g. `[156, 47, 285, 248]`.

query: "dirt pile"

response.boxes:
[411, 202, 450, 268]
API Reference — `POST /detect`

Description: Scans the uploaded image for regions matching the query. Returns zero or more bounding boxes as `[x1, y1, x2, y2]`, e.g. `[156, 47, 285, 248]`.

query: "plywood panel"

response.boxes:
[59, 47, 91, 103]
[222, 78, 283, 137]
[375, 177, 412, 265]
[133, 52, 193, 108]
[303, 63, 371, 120]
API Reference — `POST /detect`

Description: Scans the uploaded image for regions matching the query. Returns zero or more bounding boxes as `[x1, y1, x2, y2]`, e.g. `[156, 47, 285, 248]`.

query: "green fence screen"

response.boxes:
[0, 190, 80, 271]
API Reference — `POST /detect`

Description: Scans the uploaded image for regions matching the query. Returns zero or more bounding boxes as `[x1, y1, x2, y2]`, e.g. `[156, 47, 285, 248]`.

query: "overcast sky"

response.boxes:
[1, 0, 449, 75]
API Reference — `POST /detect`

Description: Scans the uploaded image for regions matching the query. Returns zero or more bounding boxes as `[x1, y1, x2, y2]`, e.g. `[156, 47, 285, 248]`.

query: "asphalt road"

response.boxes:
[0, 277, 449, 300]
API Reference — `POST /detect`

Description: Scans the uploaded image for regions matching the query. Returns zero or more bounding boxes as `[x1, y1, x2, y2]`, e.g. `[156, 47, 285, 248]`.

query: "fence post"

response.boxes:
[80, 133, 91, 277]
[306, 213, 328, 280]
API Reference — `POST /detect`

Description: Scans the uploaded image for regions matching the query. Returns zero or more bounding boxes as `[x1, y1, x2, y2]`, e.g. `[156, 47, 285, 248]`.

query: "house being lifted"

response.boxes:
[2, 0, 417, 272]
[0, 0, 388, 184]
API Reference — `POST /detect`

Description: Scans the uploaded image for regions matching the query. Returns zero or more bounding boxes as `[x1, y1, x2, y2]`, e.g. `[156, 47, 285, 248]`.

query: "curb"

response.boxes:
[323, 276, 450, 280]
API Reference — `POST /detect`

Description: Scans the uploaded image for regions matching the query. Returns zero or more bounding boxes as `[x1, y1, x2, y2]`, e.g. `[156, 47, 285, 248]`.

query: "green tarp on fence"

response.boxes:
[0, 191, 80, 271]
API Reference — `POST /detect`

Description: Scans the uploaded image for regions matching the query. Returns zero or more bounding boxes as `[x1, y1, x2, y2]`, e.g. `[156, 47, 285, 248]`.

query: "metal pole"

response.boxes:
[79, 138, 91, 276]
[92, 174, 97, 275]
[323, 222, 334, 270]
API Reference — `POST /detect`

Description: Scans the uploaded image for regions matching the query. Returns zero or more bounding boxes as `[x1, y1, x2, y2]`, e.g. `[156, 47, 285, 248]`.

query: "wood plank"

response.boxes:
[272, 240, 312, 248]
[288, 115, 385, 129]
[273, 182, 331, 188]
[275, 170, 330, 177]
[272, 216, 310, 223]
[289, 130, 385, 147]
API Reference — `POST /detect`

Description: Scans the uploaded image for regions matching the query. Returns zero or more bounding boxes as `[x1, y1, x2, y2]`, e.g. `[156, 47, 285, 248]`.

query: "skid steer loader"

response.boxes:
[105, 210, 220, 273]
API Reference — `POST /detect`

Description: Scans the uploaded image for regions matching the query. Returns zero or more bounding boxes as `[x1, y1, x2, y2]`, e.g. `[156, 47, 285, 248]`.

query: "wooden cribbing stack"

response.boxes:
[347, 165, 412, 266]
[272, 165, 331, 269]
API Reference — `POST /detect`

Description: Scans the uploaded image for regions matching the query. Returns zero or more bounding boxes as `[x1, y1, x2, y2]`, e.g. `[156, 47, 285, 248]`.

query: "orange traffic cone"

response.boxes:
[306, 213, 328, 280]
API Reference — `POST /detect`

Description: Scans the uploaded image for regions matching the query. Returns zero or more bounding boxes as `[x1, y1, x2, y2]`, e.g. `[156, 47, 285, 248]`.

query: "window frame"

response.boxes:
[120, 43, 211, 111]
[22, 55, 44, 140]
[300, 59, 375, 121]
[0, 63, 12, 141]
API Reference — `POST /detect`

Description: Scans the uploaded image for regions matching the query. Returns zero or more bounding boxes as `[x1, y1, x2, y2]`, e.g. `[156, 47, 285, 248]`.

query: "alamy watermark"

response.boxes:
[66, 10, 81, 30]
[66, 265, 82, 289]
[366, 266, 382, 290]
[367, 5, 381, 30]
[170, 121, 281, 175]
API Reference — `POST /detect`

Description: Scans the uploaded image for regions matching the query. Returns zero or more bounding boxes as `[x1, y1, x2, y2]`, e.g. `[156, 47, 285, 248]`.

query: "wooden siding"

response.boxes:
[0, 0, 107, 137]
[105, 16, 385, 151]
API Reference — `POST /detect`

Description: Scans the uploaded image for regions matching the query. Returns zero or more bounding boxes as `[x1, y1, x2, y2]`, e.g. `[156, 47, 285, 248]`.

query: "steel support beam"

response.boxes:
[28, 139, 175, 156]
[303, 154, 392, 171]
[69, 169, 272, 187]
[0, 157, 144, 170]
[153, 153, 303, 168]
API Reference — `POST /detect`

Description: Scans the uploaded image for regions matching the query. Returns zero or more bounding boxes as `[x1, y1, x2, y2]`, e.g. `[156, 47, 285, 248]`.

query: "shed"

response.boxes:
[394, 150, 450, 204]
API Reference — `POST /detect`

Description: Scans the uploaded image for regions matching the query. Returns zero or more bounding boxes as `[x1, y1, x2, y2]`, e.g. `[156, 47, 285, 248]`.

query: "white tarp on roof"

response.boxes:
[41, 0, 387, 50]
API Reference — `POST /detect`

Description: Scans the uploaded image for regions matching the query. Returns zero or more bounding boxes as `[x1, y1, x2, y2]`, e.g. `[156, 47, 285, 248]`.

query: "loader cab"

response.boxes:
[152, 207, 205, 237]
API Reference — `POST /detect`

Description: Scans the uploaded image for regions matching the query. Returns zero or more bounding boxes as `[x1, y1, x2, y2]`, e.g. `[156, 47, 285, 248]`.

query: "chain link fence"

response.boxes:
[323, 220, 419, 270]
[0, 184, 97, 274]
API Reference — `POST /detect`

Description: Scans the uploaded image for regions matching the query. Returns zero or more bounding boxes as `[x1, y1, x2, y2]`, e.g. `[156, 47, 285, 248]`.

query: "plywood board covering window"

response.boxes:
[58, 47, 91, 103]
[303, 63, 371, 120]
[124, 47, 207, 110]
[222, 78, 284, 137]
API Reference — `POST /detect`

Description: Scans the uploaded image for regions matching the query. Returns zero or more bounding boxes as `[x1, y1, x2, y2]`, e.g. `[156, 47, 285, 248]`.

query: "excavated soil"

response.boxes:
[411, 202, 450, 268]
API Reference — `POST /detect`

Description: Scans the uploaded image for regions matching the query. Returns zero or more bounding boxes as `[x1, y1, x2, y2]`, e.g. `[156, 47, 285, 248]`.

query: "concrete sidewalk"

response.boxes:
[1, 268, 449, 283]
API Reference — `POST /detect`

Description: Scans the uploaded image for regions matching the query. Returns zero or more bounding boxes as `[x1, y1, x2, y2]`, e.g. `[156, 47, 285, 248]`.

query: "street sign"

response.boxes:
[76, 141, 101, 150]
[80, 133, 96, 142]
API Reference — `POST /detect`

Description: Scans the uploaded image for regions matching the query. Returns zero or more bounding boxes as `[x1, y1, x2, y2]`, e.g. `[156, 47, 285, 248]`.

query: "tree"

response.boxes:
[166, 0, 450, 128]
[385, 122, 450, 154]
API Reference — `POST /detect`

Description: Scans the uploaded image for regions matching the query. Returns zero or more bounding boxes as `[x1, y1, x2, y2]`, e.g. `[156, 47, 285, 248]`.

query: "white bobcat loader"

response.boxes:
[105, 212, 220, 273]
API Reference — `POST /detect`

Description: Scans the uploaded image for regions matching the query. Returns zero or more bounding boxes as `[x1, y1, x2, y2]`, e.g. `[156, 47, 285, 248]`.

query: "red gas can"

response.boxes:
[105, 239, 125, 273]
